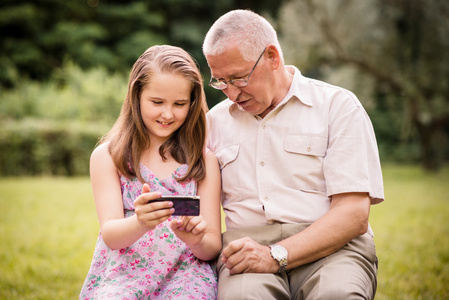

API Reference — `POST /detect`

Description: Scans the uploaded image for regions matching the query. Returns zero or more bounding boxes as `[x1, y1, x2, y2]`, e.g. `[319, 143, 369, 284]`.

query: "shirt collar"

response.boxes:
[279, 66, 313, 107]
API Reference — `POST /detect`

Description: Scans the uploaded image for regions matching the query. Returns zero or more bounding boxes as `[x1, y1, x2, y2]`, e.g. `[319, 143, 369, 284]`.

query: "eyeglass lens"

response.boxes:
[209, 48, 265, 90]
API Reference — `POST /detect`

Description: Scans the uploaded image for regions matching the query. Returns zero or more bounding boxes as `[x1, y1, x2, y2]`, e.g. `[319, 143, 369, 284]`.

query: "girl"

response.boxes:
[80, 45, 222, 299]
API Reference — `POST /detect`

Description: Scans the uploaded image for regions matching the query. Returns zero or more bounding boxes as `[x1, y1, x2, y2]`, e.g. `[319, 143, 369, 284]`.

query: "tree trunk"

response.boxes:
[416, 122, 446, 172]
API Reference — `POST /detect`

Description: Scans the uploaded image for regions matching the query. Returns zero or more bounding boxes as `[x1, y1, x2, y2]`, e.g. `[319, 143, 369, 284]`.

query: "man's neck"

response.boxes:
[257, 65, 294, 119]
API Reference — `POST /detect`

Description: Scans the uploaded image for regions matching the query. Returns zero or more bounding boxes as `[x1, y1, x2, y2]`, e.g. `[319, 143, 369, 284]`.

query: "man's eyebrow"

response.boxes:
[212, 72, 247, 81]
[210, 74, 224, 81]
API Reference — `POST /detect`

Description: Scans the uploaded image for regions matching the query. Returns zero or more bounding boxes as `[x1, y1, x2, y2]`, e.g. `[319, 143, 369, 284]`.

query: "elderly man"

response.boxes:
[203, 9, 384, 300]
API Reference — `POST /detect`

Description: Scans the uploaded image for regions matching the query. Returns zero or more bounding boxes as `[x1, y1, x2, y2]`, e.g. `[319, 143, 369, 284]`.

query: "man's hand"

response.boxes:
[221, 237, 280, 274]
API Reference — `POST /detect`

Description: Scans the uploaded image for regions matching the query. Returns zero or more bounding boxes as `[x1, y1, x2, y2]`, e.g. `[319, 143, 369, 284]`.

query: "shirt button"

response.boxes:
[259, 161, 265, 166]
[262, 124, 266, 129]
[306, 146, 311, 152]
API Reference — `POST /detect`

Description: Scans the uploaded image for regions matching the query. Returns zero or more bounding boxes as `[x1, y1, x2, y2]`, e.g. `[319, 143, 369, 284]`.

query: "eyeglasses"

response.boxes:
[209, 48, 266, 90]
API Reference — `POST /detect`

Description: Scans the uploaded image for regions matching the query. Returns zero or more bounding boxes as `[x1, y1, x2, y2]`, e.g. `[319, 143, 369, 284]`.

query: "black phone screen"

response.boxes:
[148, 196, 200, 216]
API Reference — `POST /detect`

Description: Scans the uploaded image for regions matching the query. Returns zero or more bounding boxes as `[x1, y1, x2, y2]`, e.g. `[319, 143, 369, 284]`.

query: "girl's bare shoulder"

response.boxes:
[90, 142, 113, 165]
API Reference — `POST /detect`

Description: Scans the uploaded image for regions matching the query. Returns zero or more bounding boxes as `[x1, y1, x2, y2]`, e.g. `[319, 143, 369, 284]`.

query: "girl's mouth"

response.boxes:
[157, 121, 173, 126]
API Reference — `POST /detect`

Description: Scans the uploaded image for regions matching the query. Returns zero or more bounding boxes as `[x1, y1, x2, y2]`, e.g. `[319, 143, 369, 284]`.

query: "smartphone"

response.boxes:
[147, 195, 200, 216]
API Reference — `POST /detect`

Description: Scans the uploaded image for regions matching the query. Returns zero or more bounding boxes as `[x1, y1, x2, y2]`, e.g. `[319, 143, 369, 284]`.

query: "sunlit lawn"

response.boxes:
[371, 165, 449, 299]
[0, 165, 448, 299]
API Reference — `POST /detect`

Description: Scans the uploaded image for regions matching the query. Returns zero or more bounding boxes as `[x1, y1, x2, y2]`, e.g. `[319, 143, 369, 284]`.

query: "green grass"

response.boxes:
[0, 177, 99, 299]
[0, 165, 448, 299]
[371, 165, 449, 299]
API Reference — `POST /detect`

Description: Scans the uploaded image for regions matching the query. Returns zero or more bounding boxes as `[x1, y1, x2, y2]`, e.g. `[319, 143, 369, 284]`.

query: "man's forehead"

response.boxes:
[207, 51, 251, 80]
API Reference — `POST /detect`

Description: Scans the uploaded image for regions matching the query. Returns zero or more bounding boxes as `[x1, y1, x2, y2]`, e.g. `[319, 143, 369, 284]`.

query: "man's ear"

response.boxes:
[266, 44, 281, 70]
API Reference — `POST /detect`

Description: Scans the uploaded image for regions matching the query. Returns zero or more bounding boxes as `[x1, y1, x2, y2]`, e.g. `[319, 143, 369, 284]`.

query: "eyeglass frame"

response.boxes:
[208, 47, 266, 90]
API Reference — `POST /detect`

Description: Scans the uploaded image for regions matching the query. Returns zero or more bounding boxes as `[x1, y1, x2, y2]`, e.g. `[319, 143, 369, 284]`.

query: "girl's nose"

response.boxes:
[161, 106, 173, 119]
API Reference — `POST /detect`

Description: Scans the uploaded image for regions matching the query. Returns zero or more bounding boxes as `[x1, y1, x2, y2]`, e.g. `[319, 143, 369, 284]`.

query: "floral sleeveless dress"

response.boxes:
[80, 164, 217, 299]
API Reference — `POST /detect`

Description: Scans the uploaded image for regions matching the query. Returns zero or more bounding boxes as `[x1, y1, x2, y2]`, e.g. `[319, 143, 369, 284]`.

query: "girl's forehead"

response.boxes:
[141, 73, 192, 100]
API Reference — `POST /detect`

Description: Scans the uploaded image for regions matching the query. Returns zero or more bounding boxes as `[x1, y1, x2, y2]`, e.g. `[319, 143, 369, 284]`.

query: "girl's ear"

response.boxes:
[266, 44, 281, 70]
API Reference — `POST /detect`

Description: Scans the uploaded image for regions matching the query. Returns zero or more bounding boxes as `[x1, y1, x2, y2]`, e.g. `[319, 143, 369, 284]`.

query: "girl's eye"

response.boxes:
[152, 101, 163, 105]
[175, 102, 187, 106]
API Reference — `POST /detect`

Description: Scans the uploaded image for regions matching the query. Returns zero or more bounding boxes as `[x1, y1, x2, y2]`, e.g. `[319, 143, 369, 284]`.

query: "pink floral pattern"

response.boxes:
[80, 164, 217, 299]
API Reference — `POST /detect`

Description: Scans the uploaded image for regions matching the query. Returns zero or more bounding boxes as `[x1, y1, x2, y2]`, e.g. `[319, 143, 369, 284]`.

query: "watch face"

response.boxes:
[272, 245, 287, 259]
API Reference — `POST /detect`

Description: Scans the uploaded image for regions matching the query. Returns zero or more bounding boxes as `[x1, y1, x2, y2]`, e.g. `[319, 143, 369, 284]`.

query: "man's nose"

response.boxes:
[223, 84, 242, 102]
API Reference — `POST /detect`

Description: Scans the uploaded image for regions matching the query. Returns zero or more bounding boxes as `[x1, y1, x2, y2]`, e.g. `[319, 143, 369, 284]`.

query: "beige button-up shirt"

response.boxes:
[207, 67, 384, 234]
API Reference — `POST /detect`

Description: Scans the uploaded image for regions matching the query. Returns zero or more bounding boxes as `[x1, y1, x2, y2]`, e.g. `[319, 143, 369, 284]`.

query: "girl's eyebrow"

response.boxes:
[149, 96, 190, 102]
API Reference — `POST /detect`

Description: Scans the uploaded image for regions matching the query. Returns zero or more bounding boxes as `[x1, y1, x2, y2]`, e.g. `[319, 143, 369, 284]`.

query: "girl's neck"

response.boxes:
[140, 146, 182, 181]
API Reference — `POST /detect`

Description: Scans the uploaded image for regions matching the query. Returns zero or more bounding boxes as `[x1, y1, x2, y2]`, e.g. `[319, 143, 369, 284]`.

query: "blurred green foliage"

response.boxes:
[0, 0, 285, 98]
[0, 119, 108, 176]
[0, 62, 125, 123]
[0, 62, 120, 176]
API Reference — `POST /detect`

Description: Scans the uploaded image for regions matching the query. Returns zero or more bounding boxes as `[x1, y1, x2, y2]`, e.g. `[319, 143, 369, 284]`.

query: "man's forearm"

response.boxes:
[279, 192, 371, 270]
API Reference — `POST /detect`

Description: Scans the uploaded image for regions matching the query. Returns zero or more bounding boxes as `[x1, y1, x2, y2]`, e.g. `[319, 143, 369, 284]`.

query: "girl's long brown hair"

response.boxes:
[100, 45, 208, 183]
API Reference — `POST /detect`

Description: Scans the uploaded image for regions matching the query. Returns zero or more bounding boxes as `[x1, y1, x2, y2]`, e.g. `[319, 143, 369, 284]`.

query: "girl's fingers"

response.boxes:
[137, 207, 174, 228]
[177, 216, 204, 233]
[176, 216, 193, 231]
[175, 217, 184, 230]
[134, 191, 162, 206]
[146, 201, 174, 212]
[142, 183, 151, 194]
[135, 199, 172, 217]
[149, 207, 175, 219]
[188, 219, 206, 234]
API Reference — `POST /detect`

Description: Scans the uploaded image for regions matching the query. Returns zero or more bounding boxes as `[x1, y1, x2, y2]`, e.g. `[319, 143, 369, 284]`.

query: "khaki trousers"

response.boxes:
[217, 223, 378, 300]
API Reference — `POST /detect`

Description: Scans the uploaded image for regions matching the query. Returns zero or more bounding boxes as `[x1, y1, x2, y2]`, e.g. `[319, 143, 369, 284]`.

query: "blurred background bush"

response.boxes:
[1, 0, 448, 176]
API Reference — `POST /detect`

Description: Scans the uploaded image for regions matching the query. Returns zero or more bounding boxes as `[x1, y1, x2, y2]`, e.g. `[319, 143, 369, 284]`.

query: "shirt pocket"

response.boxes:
[284, 134, 328, 157]
[214, 145, 243, 200]
[282, 134, 328, 191]
[216, 145, 239, 169]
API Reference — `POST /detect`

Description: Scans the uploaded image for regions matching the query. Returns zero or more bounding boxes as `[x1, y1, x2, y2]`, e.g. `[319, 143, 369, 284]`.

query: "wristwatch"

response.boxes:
[269, 244, 288, 274]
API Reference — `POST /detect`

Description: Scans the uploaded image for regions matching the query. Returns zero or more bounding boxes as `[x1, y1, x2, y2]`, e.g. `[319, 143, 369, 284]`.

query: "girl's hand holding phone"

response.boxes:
[170, 216, 207, 246]
[134, 183, 174, 231]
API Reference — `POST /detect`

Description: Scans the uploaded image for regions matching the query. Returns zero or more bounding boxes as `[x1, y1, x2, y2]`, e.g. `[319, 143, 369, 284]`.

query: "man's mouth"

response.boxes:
[236, 99, 250, 105]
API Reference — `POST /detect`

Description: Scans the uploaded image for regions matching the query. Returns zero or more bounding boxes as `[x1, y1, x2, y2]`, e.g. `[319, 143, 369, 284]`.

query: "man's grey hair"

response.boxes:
[202, 9, 284, 62]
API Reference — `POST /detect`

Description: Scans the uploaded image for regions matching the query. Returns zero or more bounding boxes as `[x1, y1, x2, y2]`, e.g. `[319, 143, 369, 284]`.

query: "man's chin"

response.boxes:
[238, 103, 259, 115]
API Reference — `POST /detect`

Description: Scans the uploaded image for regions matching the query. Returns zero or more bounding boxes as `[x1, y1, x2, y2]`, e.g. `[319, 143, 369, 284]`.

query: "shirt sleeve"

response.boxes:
[323, 91, 384, 204]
